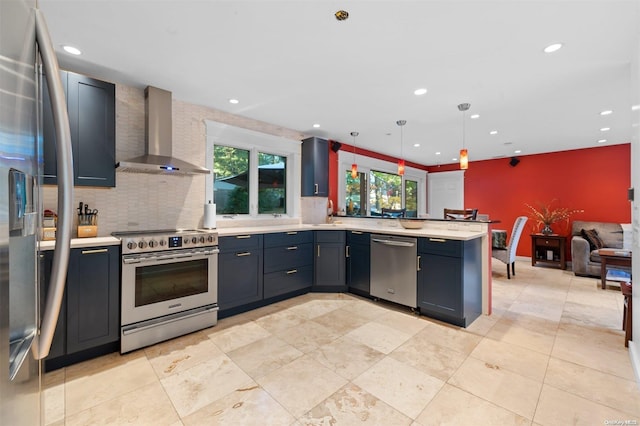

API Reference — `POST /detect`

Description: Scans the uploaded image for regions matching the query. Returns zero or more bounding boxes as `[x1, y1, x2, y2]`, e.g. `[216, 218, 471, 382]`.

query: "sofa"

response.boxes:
[571, 220, 630, 277]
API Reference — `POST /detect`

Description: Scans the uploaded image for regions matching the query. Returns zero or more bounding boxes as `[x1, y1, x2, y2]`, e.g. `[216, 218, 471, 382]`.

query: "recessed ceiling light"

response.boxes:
[414, 88, 427, 96]
[470, 114, 480, 119]
[543, 43, 563, 53]
[632, 105, 640, 111]
[600, 127, 610, 132]
[600, 110, 613, 116]
[312, 123, 320, 128]
[452, 157, 458, 161]
[503, 142, 513, 146]
[598, 139, 607, 143]
[62, 45, 81, 55]
[489, 130, 498, 135]
[435, 151, 440, 155]
[514, 150, 522, 154]
[229, 99, 239, 104]
[413, 143, 420, 147]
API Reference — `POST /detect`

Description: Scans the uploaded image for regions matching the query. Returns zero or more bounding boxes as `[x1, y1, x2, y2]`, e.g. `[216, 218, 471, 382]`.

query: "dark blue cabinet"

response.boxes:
[263, 231, 313, 299]
[218, 235, 263, 313]
[41, 245, 120, 371]
[66, 246, 120, 353]
[43, 70, 116, 187]
[347, 231, 370, 296]
[417, 237, 482, 327]
[301, 137, 329, 196]
[314, 231, 346, 291]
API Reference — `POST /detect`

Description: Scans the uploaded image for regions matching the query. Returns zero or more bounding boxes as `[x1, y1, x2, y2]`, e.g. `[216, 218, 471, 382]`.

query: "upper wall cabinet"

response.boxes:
[301, 136, 328, 196]
[43, 70, 116, 187]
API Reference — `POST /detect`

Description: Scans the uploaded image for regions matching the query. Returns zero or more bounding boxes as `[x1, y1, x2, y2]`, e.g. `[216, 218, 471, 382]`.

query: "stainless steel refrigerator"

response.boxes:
[1, 0, 74, 424]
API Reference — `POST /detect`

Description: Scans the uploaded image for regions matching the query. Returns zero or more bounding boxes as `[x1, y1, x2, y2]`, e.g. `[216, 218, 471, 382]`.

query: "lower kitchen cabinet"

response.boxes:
[263, 231, 313, 299]
[41, 245, 120, 371]
[417, 237, 482, 327]
[218, 234, 263, 314]
[346, 231, 370, 296]
[314, 231, 347, 292]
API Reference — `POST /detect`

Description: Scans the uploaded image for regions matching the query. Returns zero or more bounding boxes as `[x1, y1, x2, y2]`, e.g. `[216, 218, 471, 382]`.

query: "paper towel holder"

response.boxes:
[203, 200, 217, 229]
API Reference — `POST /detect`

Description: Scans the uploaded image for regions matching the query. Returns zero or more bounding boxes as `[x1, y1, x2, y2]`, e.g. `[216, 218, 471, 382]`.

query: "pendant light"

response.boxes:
[350, 131, 359, 178]
[458, 103, 470, 170]
[396, 120, 406, 176]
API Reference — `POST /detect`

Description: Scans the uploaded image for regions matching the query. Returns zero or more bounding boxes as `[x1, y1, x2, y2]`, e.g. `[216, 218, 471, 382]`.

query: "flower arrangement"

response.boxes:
[525, 200, 583, 235]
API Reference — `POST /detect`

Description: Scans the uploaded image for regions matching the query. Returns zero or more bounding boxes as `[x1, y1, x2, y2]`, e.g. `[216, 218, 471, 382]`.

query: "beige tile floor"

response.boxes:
[44, 260, 640, 425]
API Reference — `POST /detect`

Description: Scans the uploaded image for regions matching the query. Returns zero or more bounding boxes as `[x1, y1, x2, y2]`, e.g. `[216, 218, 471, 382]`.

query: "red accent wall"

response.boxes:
[328, 142, 631, 258]
[446, 144, 631, 257]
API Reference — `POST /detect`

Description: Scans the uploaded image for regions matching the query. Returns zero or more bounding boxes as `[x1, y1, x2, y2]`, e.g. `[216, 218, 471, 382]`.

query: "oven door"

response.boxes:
[121, 248, 218, 326]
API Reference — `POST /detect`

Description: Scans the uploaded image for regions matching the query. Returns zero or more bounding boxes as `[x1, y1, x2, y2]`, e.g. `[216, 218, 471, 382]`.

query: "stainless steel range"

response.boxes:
[113, 229, 219, 353]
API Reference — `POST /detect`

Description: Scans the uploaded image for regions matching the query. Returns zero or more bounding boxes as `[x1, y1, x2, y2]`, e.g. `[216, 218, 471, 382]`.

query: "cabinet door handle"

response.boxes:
[286, 269, 298, 275]
[429, 238, 447, 243]
[352, 231, 363, 235]
[417, 255, 421, 271]
[236, 235, 251, 239]
[81, 248, 108, 255]
[287, 246, 298, 251]
[287, 231, 298, 235]
[314, 183, 319, 194]
[346, 245, 350, 258]
[236, 251, 251, 257]
[317, 245, 321, 257]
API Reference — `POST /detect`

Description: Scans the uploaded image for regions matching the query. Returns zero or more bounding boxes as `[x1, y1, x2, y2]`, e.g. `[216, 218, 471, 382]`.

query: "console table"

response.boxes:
[598, 248, 632, 290]
[531, 234, 566, 270]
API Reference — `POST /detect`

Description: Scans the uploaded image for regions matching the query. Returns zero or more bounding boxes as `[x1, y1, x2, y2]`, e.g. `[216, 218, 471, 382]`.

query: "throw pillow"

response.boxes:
[581, 228, 604, 251]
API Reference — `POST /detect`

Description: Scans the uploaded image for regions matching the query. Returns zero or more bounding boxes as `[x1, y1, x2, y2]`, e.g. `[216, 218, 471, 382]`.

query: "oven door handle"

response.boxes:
[123, 250, 216, 264]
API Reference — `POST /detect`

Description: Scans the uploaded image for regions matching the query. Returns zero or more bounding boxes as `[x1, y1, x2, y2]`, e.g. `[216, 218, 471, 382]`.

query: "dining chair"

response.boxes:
[381, 208, 406, 218]
[443, 208, 478, 220]
[492, 216, 528, 279]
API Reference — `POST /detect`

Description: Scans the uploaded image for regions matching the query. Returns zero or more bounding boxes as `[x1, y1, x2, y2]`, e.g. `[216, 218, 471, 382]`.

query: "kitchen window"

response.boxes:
[205, 120, 300, 218]
[338, 151, 427, 217]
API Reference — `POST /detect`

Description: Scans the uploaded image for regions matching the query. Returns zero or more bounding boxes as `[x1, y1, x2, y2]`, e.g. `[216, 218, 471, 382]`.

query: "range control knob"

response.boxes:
[207, 235, 214, 243]
[148, 240, 157, 248]
[183, 238, 189, 244]
[199, 236, 205, 244]
[138, 241, 147, 249]
[159, 240, 166, 247]
[127, 241, 137, 250]
[192, 237, 198, 244]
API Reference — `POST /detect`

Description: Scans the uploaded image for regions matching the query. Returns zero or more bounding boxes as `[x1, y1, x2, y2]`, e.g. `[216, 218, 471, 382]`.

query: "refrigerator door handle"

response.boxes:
[33, 9, 74, 360]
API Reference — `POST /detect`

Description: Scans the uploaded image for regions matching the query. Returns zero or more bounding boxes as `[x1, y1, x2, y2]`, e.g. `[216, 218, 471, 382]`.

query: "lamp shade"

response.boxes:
[398, 159, 406, 176]
[351, 163, 358, 178]
[459, 149, 468, 170]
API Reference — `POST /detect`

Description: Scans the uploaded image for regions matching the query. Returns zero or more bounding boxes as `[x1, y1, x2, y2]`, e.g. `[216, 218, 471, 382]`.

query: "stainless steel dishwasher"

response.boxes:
[370, 234, 418, 308]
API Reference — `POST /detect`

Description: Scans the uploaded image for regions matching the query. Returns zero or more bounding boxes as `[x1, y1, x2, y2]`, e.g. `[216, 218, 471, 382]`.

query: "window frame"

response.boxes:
[205, 120, 301, 218]
[337, 150, 427, 217]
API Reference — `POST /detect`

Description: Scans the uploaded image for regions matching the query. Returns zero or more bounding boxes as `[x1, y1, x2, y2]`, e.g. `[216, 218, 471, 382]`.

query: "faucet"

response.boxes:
[326, 199, 334, 223]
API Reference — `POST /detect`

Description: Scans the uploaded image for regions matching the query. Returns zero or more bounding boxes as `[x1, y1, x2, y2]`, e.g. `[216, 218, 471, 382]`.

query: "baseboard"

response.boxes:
[629, 340, 640, 389]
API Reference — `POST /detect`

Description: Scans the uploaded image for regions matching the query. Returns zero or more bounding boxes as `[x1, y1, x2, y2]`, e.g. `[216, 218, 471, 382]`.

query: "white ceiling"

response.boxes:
[40, 0, 638, 166]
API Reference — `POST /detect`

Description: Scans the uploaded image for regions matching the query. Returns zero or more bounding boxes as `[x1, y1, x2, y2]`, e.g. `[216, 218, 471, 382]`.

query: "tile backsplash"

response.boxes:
[43, 83, 305, 237]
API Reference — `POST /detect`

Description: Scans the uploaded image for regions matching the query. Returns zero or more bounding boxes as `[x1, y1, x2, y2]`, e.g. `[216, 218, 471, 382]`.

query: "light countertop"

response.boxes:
[217, 223, 486, 241]
[38, 236, 121, 251]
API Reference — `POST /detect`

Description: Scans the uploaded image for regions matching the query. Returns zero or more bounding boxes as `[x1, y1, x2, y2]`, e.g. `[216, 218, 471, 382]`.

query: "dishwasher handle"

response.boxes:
[371, 238, 415, 248]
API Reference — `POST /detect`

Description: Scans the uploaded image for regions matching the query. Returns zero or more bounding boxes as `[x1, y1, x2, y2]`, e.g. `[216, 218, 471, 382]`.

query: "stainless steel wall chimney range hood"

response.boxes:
[116, 86, 210, 175]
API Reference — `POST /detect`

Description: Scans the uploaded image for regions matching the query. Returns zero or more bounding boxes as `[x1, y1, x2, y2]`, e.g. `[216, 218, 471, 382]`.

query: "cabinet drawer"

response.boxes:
[219, 234, 263, 252]
[264, 265, 313, 299]
[264, 243, 313, 273]
[418, 237, 462, 257]
[536, 238, 560, 248]
[264, 231, 313, 248]
[315, 230, 346, 243]
[347, 230, 370, 245]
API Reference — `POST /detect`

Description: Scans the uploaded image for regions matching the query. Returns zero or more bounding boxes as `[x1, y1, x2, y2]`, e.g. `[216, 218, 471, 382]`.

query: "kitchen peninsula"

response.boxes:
[215, 216, 491, 326]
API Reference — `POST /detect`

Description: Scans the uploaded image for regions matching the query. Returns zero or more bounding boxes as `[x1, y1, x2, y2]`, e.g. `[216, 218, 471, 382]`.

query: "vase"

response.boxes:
[541, 224, 553, 235]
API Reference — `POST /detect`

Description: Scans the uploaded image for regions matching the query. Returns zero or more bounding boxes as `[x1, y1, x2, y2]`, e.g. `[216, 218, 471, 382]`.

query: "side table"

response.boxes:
[531, 234, 566, 270]
[598, 248, 632, 290]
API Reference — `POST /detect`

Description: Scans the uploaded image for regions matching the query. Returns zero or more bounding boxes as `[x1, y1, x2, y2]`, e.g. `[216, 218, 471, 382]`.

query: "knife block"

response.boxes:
[77, 225, 97, 238]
